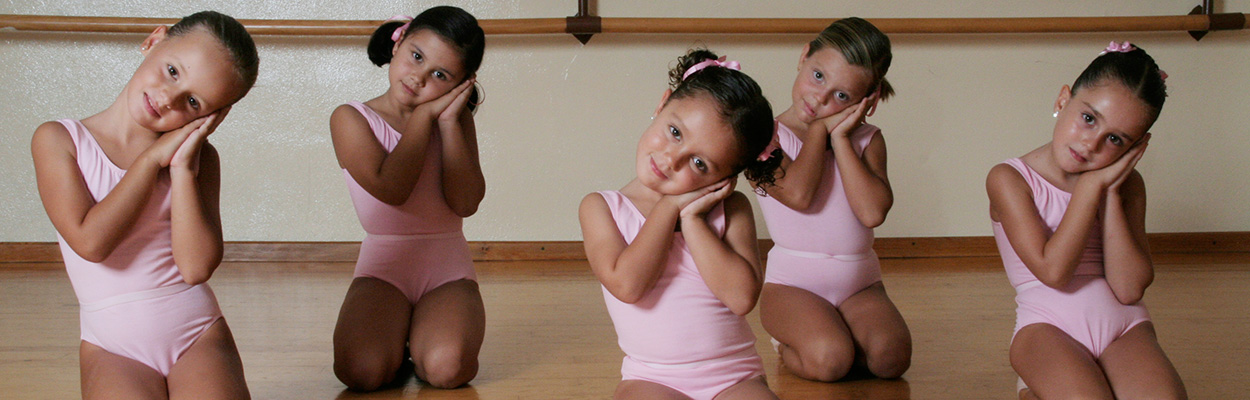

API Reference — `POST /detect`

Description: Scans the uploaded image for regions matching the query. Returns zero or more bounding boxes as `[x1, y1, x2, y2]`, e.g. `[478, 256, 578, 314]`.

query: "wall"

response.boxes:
[2, 1, 1247, 242]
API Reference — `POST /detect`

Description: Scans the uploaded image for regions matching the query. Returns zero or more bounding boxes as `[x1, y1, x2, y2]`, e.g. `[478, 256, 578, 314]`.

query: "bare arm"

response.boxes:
[579, 192, 677, 304]
[1101, 170, 1153, 304]
[32, 119, 202, 262]
[330, 104, 432, 206]
[833, 130, 892, 228]
[168, 142, 223, 285]
[988, 163, 1101, 288]
[437, 82, 486, 217]
[754, 101, 866, 210]
[682, 189, 764, 316]
[753, 121, 829, 210]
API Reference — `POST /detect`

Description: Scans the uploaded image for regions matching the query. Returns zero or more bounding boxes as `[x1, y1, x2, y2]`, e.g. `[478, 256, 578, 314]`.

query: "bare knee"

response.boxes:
[334, 353, 400, 391]
[797, 338, 855, 382]
[416, 345, 477, 389]
[864, 336, 912, 378]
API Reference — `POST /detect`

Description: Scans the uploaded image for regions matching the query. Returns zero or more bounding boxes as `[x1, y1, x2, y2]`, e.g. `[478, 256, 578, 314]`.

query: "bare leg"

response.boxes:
[839, 283, 912, 378]
[409, 279, 485, 389]
[167, 319, 250, 399]
[759, 282, 855, 381]
[1010, 323, 1113, 399]
[333, 277, 414, 391]
[714, 376, 778, 400]
[614, 380, 689, 400]
[1099, 322, 1187, 399]
[80, 341, 168, 400]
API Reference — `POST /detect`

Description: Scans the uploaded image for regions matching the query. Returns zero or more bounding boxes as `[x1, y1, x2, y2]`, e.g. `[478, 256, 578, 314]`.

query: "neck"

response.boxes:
[82, 92, 159, 143]
[776, 105, 807, 133]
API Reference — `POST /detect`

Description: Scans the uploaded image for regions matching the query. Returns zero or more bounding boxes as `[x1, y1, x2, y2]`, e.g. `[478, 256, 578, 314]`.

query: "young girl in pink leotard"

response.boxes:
[329, 6, 486, 391]
[986, 42, 1186, 399]
[579, 48, 783, 400]
[31, 11, 258, 399]
[752, 17, 911, 382]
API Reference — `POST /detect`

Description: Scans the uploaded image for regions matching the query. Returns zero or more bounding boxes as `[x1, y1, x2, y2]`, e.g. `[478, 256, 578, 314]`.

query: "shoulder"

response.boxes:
[722, 190, 753, 216]
[31, 121, 74, 158]
[330, 103, 372, 132]
[987, 162, 1028, 193]
[579, 192, 610, 217]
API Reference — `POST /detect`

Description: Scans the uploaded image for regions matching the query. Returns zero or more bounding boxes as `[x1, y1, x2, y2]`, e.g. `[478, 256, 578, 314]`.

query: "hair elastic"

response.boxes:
[1100, 41, 1134, 55]
[387, 15, 414, 42]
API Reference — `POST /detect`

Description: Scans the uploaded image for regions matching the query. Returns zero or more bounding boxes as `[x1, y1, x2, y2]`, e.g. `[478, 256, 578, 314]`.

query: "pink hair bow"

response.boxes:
[388, 15, 414, 42]
[757, 126, 781, 162]
[682, 57, 742, 80]
[1100, 41, 1135, 55]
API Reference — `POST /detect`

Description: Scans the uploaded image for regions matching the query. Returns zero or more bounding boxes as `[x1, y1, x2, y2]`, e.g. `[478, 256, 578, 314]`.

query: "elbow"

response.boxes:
[607, 285, 645, 305]
[180, 268, 213, 285]
[378, 193, 410, 206]
[69, 239, 113, 263]
[858, 211, 887, 229]
[1036, 269, 1073, 290]
[727, 296, 758, 316]
[449, 200, 482, 218]
[1114, 290, 1144, 306]
[1111, 277, 1151, 305]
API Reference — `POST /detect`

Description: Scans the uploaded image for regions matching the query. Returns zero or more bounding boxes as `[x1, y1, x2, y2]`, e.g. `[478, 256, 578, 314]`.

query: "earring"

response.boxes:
[1053, 111, 1059, 118]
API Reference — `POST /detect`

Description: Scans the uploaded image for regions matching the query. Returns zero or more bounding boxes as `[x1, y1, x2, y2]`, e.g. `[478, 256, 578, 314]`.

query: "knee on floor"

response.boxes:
[415, 345, 478, 389]
[334, 354, 400, 392]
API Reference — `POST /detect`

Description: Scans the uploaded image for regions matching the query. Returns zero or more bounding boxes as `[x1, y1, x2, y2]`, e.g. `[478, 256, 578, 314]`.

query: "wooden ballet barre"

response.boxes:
[0, 13, 1245, 36]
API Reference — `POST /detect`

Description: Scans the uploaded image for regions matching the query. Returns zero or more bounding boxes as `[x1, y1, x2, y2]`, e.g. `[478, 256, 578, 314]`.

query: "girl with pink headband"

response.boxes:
[987, 42, 1185, 398]
[329, 6, 486, 391]
[579, 48, 782, 400]
[751, 17, 911, 382]
[31, 11, 258, 398]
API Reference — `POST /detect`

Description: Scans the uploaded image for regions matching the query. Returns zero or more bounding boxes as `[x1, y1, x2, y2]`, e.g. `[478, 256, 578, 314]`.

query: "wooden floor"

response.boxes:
[2, 254, 1247, 399]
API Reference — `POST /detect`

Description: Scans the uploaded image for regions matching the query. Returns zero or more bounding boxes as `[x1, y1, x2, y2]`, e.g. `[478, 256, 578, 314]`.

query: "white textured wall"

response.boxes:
[3, 1, 1248, 242]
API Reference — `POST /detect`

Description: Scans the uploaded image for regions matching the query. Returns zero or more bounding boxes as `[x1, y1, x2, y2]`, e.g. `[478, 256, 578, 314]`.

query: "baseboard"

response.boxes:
[3, 232, 1247, 264]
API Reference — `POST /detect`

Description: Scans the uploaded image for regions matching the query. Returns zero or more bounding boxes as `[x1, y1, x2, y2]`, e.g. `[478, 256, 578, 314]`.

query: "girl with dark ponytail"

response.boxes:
[987, 42, 1184, 399]
[579, 48, 779, 399]
[329, 5, 487, 391]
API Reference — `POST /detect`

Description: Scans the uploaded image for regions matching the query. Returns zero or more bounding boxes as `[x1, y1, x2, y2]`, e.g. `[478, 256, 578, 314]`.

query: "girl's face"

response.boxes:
[127, 28, 244, 132]
[388, 29, 466, 106]
[1051, 81, 1155, 174]
[636, 93, 741, 195]
[791, 46, 875, 124]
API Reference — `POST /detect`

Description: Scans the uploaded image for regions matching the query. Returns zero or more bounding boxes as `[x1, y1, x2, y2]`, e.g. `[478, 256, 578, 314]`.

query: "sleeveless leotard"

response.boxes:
[55, 119, 222, 376]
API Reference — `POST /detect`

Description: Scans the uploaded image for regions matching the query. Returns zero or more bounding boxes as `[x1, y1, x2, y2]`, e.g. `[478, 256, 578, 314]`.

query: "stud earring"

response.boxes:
[1053, 111, 1059, 118]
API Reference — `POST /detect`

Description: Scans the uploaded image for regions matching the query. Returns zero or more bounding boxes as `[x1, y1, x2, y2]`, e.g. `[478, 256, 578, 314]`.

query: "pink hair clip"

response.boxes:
[682, 56, 741, 80]
[1158, 69, 1168, 82]
[388, 15, 414, 42]
[1100, 41, 1135, 55]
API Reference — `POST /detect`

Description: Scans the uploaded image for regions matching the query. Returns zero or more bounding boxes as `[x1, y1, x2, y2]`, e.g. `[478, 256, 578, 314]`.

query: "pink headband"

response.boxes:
[1100, 41, 1134, 55]
[388, 15, 414, 42]
[682, 57, 741, 80]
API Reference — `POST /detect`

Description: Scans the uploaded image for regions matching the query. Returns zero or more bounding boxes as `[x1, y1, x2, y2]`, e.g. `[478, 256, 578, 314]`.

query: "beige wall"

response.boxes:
[3, 1, 1248, 242]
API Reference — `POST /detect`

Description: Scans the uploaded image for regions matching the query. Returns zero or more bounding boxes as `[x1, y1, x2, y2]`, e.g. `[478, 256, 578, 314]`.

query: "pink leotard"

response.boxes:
[756, 122, 883, 307]
[54, 119, 222, 376]
[596, 191, 764, 400]
[992, 158, 1149, 358]
[342, 102, 474, 303]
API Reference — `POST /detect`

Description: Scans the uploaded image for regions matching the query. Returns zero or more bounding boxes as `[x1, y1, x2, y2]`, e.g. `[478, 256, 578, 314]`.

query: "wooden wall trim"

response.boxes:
[4, 232, 1248, 264]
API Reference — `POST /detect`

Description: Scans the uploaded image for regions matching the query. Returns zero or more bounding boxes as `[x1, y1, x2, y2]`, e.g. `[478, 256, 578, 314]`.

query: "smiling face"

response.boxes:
[387, 28, 467, 106]
[790, 46, 875, 124]
[636, 93, 742, 195]
[126, 28, 245, 132]
[1051, 81, 1156, 174]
